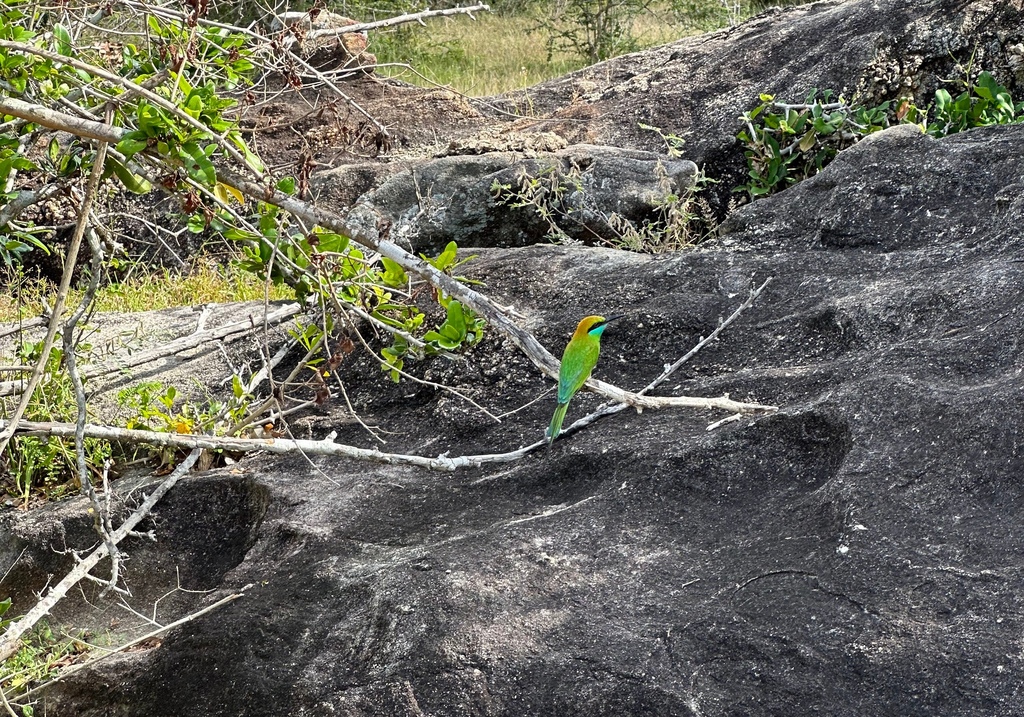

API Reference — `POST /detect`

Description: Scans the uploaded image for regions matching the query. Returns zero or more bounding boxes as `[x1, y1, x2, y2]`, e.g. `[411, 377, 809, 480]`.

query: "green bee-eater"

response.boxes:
[546, 314, 621, 444]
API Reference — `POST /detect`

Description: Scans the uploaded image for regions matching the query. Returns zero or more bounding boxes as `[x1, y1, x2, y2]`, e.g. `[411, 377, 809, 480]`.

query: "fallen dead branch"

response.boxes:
[0, 302, 303, 398]
[0, 449, 203, 663]
[2, 419, 528, 471]
[276, 5, 491, 41]
[9, 585, 248, 707]
[82, 302, 303, 381]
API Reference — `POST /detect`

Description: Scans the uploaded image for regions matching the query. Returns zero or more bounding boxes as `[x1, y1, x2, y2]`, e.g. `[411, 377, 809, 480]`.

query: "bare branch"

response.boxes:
[0, 449, 204, 663]
[278, 5, 491, 41]
[0, 107, 113, 457]
[82, 302, 303, 381]
[12, 586, 248, 706]
[0, 302, 303, 398]
[64, 114, 124, 597]
[554, 279, 778, 441]
[2, 419, 529, 471]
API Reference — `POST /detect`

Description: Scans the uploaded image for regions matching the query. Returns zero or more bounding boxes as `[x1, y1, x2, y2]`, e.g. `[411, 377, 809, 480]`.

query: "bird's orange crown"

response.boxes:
[573, 315, 608, 339]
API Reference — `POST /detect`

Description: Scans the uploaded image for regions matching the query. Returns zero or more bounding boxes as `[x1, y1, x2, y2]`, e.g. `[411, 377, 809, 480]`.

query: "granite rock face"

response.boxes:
[497, 0, 1024, 210]
[4, 1, 1024, 715]
[314, 0, 1024, 247]
[327, 144, 698, 254]
[15, 122, 1024, 717]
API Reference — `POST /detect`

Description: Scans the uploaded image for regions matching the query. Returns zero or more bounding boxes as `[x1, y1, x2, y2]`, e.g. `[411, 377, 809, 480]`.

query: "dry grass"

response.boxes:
[374, 14, 583, 96]
[0, 261, 294, 322]
[373, 9, 695, 97]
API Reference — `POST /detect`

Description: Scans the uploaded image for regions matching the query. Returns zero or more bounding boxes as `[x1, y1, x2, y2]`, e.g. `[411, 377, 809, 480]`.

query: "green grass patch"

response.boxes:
[373, 9, 693, 97]
[0, 261, 295, 323]
[1, 619, 90, 706]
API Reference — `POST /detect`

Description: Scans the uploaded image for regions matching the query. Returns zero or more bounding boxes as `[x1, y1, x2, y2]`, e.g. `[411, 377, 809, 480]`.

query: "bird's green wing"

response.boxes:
[558, 339, 600, 404]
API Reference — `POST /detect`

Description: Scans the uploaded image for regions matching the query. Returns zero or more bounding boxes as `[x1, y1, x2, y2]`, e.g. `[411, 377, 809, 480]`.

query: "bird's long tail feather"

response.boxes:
[547, 402, 569, 445]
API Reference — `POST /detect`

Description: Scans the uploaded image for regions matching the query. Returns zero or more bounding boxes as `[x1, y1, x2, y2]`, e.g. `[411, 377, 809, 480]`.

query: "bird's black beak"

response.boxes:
[600, 314, 626, 329]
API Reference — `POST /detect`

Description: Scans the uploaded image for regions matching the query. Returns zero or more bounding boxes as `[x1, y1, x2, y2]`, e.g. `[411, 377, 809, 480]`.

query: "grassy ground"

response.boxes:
[373, 8, 697, 97]
[0, 261, 295, 323]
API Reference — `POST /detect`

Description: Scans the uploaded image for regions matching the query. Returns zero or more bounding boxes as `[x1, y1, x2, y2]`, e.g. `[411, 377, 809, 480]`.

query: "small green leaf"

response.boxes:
[105, 157, 152, 194]
[53, 23, 72, 56]
[380, 257, 408, 288]
[315, 232, 348, 253]
[116, 132, 149, 158]
[187, 213, 207, 233]
[427, 241, 458, 271]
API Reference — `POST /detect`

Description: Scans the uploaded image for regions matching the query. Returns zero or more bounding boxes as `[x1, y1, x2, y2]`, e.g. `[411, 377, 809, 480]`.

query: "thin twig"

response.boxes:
[0, 449, 203, 663]
[0, 682, 17, 717]
[276, 5, 490, 40]
[11, 586, 247, 705]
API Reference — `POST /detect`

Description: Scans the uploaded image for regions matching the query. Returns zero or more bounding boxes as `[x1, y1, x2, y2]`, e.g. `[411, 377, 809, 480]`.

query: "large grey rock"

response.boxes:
[322, 144, 697, 254]
[310, 0, 1024, 246]
[8, 120, 1024, 715]
[490, 0, 1024, 212]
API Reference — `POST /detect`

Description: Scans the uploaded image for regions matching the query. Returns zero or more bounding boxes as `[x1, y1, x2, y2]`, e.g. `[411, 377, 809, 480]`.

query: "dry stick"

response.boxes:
[62, 103, 120, 596]
[0, 683, 16, 717]
[0, 97, 774, 418]
[65, 218, 125, 597]
[11, 587, 247, 706]
[82, 302, 303, 381]
[276, 4, 490, 40]
[0, 448, 203, 663]
[3, 419, 522, 471]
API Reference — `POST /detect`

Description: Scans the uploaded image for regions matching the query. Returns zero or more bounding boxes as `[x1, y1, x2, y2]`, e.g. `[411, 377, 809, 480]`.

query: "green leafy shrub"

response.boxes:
[928, 71, 1023, 136]
[736, 71, 1024, 199]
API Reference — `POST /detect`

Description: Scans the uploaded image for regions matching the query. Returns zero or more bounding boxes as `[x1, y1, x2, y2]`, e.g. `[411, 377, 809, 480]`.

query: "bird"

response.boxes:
[546, 314, 622, 445]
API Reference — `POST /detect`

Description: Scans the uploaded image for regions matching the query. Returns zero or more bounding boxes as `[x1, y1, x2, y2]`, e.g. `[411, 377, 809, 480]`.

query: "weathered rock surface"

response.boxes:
[332, 144, 697, 254]
[307, 0, 1024, 248]
[4, 0, 1024, 715]
[495, 0, 1024, 208]
[8, 121, 1024, 716]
